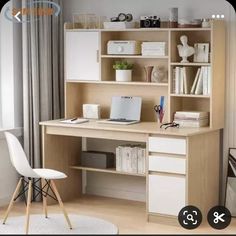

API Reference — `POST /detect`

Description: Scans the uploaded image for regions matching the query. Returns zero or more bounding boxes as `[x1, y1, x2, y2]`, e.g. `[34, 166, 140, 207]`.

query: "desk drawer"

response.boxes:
[149, 155, 186, 174]
[149, 137, 186, 155]
[148, 174, 186, 216]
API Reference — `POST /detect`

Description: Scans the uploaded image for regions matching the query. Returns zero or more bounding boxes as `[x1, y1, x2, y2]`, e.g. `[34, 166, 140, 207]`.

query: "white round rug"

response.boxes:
[0, 214, 118, 234]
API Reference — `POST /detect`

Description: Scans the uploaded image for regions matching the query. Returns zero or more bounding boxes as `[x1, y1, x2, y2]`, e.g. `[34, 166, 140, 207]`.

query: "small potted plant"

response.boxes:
[113, 61, 133, 82]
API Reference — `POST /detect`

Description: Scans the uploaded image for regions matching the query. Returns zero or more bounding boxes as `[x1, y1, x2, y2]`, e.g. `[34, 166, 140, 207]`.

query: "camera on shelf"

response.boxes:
[140, 16, 161, 28]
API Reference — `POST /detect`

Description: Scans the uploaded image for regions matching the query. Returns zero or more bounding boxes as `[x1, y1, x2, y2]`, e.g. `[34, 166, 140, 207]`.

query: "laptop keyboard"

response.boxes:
[108, 119, 135, 122]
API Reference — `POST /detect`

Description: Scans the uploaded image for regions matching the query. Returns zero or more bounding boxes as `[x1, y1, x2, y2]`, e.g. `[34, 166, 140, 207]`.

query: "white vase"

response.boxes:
[116, 70, 132, 82]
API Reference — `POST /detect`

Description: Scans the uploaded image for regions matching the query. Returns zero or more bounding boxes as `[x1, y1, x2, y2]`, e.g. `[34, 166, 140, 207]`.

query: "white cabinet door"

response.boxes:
[148, 174, 186, 216]
[65, 32, 100, 81]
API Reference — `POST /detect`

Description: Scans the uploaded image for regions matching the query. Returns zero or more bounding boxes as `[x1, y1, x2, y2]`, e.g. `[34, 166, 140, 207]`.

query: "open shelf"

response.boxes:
[170, 62, 211, 66]
[70, 166, 146, 177]
[101, 55, 169, 59]
[66, 80, 169, 87]
[170, 94, 210, 98]
[67, 28, 211, 32]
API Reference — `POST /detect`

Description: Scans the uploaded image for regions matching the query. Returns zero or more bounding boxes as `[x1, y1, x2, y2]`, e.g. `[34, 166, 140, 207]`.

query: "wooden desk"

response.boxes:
[40, 120, 220, 224]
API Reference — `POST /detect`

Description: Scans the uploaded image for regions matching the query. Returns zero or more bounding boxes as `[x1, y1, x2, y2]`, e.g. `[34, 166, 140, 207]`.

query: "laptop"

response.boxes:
[97, 96, 142, 125]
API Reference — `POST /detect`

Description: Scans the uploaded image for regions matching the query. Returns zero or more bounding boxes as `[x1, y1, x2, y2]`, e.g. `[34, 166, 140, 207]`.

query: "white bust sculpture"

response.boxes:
[177, 35, 195, 63]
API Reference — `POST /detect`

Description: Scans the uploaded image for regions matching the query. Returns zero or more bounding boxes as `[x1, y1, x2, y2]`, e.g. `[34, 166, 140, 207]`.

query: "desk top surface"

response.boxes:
[40, 119, 219, 137]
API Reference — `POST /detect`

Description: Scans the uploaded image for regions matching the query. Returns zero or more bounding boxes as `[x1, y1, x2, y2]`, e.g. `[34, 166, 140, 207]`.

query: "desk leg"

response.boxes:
[42, 126, 82, 204]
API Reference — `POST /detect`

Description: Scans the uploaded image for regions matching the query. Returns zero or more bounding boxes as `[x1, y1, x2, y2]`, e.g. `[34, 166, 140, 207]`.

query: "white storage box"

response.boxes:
[103, 21, 135, 29]
[107, 40, 141, 55]
[142, 42, 166, 56]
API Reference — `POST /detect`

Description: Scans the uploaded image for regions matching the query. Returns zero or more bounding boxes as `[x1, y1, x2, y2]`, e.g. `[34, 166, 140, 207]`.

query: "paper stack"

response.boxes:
[141, 42, 166, 56]
[174, 111, 209, 128]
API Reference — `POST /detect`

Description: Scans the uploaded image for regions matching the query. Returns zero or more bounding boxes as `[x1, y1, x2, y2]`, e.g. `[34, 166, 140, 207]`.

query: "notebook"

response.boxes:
[97, 96, 142, 125]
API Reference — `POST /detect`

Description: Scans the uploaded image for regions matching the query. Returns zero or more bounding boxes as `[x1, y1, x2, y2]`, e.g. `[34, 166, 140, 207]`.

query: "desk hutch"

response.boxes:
[40, 20, 225, 224]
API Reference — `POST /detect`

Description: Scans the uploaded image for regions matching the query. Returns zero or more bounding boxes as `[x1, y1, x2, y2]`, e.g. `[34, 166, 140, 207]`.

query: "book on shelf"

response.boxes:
[174, 111, 209, 127]
[174, 111, 209, 119]
[173, 119, 209, 127]
[190, 68, 201, 94]
[172, 66, 211, 95]
[115, 145, 146, 174]
[194, 67, 204, 95]
[115, 146, 123, 172]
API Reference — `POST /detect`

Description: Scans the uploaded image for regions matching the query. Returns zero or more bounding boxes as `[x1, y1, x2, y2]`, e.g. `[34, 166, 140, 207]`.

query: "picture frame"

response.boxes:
[193, 43, 210, 63]
[225, 148, 236, 217]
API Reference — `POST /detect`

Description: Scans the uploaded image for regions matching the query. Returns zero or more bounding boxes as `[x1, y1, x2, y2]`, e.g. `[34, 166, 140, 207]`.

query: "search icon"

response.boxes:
[187, 214, 194, 222]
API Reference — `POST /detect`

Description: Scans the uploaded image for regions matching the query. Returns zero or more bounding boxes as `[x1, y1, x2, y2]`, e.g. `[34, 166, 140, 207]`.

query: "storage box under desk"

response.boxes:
[81, 151, 115, 169]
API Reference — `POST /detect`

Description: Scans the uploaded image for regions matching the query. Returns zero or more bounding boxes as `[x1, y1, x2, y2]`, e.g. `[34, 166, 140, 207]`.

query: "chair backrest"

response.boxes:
[5, 132, 39, 178]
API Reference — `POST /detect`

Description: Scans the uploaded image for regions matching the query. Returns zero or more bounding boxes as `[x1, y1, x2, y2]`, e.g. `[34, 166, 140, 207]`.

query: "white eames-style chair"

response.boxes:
[3, 132, 72, 234]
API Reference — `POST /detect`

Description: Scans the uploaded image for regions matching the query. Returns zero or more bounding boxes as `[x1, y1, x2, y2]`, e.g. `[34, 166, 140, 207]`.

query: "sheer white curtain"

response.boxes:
[22, 0, 64, 174]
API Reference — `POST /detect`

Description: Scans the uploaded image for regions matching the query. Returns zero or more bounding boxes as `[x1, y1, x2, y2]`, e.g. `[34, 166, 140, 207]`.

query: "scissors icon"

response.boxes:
[213, 212, 225, 224]
[154, 105, 164, 123]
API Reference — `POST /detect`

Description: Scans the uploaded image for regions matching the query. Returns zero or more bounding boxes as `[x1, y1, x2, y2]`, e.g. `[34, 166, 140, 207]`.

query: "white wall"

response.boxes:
[63, 0, 231, 22]
[63, 0, 235, 202]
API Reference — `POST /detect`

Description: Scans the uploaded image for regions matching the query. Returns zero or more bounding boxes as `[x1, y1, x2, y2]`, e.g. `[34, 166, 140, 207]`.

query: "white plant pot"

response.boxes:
[116, 70, 132, 82]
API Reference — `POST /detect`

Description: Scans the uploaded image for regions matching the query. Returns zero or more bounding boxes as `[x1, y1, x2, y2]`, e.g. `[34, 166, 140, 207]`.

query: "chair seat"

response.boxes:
[33, 169, 67, 180]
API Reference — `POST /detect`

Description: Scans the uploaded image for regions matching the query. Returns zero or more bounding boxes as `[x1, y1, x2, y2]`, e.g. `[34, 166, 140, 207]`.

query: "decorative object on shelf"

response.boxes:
[191, 19, 202, 28]
[104, 13, 135, 29]
[73, 13, 107, 29]
[151, 66, 168, 83]
[202, 18, 211, 28]
[113, 61, 133, 82]
[178, 18, 193, 28]
[140, 16, 161, 28]
[193, 43, 210, 63]
[177, 35, 195, 63]
[107, 40, 141, 55]
[144, 66, 154, 82]
[110, 13, 133, 22]
[178, 18, 202, 28]
[103, 21, 135, 29]
[168, 7, 178, 28]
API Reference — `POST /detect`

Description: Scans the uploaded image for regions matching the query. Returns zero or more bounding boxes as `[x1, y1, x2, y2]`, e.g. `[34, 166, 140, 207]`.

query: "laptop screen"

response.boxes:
[110, 96, 142, 121]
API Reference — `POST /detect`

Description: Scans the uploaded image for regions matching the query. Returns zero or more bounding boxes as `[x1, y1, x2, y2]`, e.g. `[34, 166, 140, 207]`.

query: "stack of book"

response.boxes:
[141, 42, 166, 56]
[172, 66, 211, 95]
[116, 145, 146, 174]
[174, 111, 209, 128]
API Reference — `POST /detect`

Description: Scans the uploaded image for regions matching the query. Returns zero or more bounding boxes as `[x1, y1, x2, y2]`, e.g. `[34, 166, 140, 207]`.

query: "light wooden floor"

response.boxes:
[0, 195, 236, 234]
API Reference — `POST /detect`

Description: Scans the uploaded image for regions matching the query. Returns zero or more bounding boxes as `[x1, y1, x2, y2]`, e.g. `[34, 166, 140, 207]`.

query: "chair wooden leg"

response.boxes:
[25, 179, 32, 234]
[3, 177, 23, 224]
[50, 180, 72, 229]
[41, 179, 48, 218]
